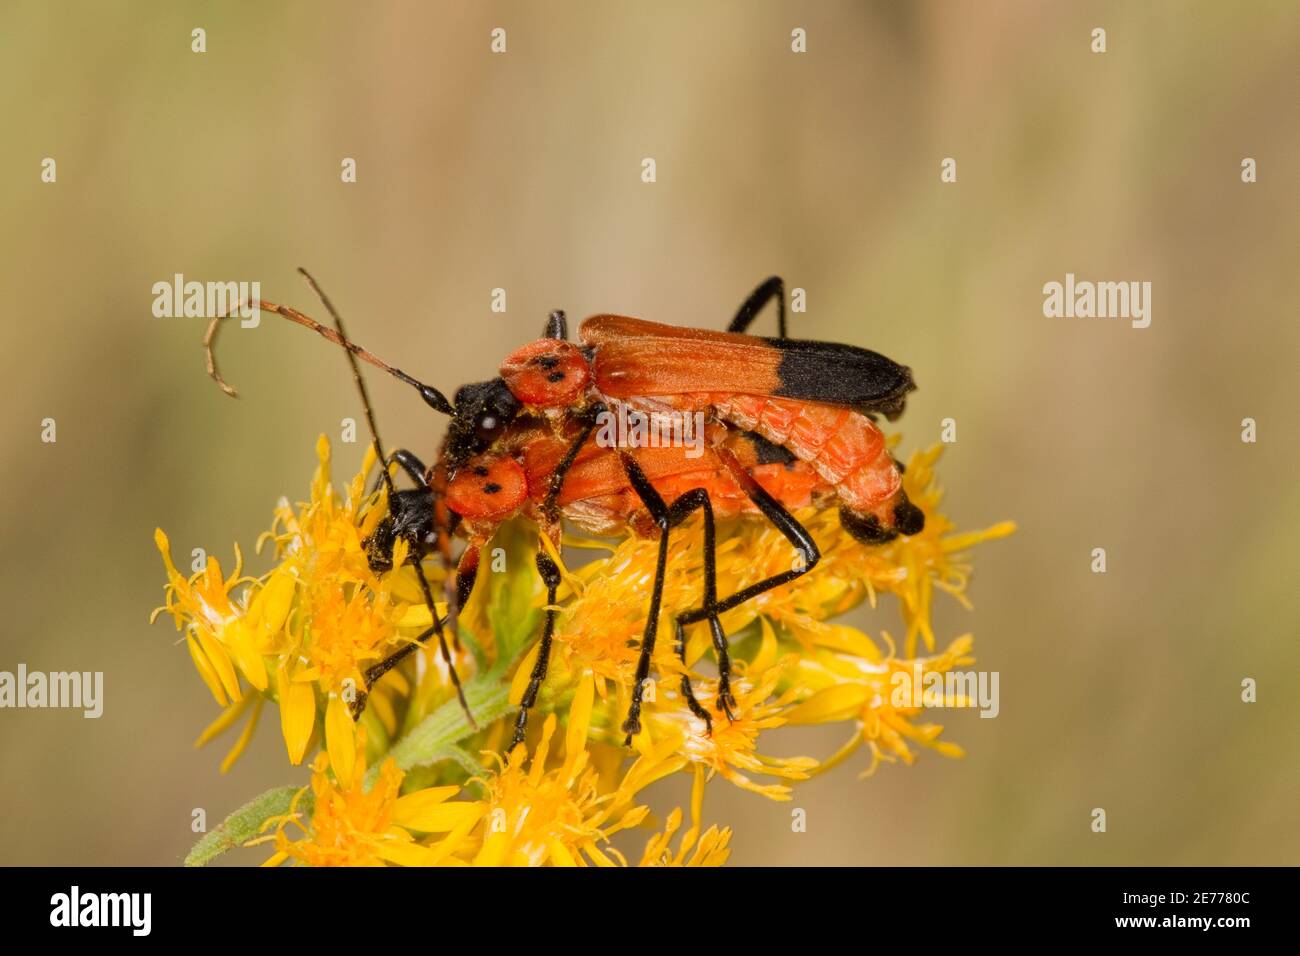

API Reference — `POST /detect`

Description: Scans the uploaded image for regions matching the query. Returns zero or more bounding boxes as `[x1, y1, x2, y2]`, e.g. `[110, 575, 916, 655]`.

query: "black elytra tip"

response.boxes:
[893, 497, 925, 536]
[838, 505, 898, 544]
[770, 338, 916, 419]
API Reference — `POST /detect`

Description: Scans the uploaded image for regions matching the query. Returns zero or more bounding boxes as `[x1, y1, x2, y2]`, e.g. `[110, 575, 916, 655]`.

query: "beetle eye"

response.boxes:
[474, 414, 502, 444]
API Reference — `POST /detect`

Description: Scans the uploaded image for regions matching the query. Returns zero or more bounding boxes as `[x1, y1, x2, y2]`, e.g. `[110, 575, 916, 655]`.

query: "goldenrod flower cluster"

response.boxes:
[155, 435, 1012, 866]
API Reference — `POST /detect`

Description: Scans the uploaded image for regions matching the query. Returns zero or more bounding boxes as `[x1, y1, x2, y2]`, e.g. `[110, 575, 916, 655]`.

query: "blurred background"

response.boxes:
[1, 0, 1297, 866]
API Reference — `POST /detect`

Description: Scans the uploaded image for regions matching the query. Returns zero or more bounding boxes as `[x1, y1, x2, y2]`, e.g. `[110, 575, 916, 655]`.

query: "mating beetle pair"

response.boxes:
[206, 273, 922, 748]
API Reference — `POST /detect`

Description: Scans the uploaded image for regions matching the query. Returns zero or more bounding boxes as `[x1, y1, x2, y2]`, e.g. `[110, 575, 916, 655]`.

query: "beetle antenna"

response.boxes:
[203, 294, 454, 415]
[297, 267, 475, 728]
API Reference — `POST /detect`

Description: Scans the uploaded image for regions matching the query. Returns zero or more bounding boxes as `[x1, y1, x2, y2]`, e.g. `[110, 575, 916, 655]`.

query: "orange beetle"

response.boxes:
[205, 274, 922, 746]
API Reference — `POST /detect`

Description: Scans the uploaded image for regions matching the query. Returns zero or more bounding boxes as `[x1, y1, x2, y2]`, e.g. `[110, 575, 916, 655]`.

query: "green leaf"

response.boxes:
[185, 785, 312, 867]
[370, 674, 513, 786]
[485, 519, 543, 671]
[439, 743, 489, 783]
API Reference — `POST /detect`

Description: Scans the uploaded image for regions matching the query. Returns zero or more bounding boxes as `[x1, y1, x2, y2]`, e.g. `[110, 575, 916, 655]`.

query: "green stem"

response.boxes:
[185, 785, 311, 867]
[369, 675, 512, 785]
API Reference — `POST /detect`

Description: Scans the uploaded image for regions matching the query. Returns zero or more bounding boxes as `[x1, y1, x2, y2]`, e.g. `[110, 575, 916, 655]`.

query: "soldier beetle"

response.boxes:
[204, 273, 923, 747]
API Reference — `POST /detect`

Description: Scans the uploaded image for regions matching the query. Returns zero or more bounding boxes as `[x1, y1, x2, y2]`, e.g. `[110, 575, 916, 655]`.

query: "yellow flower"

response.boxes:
[174, 431, 1013, 867]
[263, 729, 480, 867]
[154, 436, 450, 774]
[644, 657, 817, 800]
[847, 444, 1016, 657]
[264, 675, 696, 867]
[638, 766, 732, 867]
[786, 633, 975, 777]
[533, 443, 1010, 787]
[152, 530, 249, 708]
[470, 673, 683, 865]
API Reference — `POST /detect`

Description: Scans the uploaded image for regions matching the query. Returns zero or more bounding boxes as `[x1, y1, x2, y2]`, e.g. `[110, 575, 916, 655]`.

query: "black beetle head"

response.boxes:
[365, 489, 435, 573]
[443, 378, 521, 472]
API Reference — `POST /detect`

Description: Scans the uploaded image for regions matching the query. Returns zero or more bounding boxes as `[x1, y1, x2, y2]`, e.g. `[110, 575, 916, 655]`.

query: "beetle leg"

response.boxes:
[369, 448, 428, 493]
[503, 406, 607, 747]
[540, 404, 604, 525]
[350, 558, 474, 726]
[509, 544, 562, 750]
[727, 275, 786, 338]
[667, 489, 724, 730]
[506, 411, 606, 748]
[675, 449, 821, 710]
[618, 454, 718, 741]
[543, 309, 568, 340]
[351, 541, 479, 721]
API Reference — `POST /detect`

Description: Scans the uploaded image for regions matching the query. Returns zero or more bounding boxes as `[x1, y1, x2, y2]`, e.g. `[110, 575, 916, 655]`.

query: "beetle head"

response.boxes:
[499, 339, 590, 408]
[444, 453, 528, 522]
[443, 378, 522, 471]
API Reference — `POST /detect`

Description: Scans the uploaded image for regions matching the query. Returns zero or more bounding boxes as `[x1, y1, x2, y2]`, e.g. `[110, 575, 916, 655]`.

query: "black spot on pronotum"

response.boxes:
[483, 482, 502, 495]
[546, 371, 565, 383]
[535, 354, 560, 370]
[472, 465, 490, 477]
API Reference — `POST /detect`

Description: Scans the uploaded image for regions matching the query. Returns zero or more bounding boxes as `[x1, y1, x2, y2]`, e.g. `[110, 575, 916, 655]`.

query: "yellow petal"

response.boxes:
[315, 433, 331, 472]
[748, 618, 781, 675]
[793, 621, 881, 661]
[509, 641, 541, 706]
[186, 635, 230, 707]
[220, 696, 264, 774]
[584, 843, 620, 867]
[808, 727, 865, 777]
[547, 838, 579, 867]
[195, 630, 242, 703]
[250, 567, 296, 636]
[154, 528, 179, 579]
[391, 785, 459, 819]
[194, 694, 253, 748]
[372, 838, 443, 868]
[563, 671, 595, 775]
[279, 665, 316, 765]
[224, 620, 268, 691]
[785, 683, 871, 725]
[392, 795, 483, 834]
[474, 830, 511, 867]
[325, 695, 356, 788]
